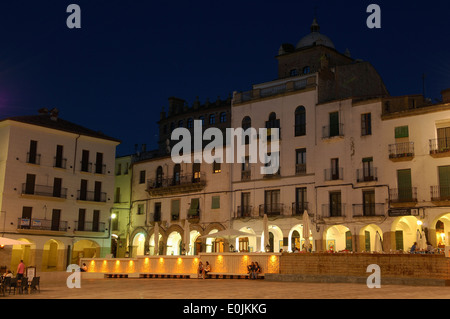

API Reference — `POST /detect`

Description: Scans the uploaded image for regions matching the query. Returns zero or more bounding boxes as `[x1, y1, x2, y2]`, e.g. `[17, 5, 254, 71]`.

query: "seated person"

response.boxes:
[197, 261, 204, 278]
[203, 261, 211, 279]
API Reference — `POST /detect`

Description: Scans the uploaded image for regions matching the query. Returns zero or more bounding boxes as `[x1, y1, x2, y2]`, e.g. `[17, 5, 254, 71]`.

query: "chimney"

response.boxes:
[441, 88, 450, 103]
[49, 108, 59, 121]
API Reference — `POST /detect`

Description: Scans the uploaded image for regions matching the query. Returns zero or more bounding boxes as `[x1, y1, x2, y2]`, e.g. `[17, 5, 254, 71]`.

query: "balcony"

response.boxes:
[388, 142, 414, 160]
[235, 205, 253, 218]
[259, 203, 285, 217]
[26, 152, 41, 165]
[95, 164, 106, 175]
[430, 185, 450, 202]
[147, 173, 206, 196]
[80, 161, 93, 173]
[77, 190, 107, 203]
[352, 203, 385, 217]
[187, 208, 200, 222]
[241, 170, 251, 181]
[291, 202, 309, 216]
[429, 138, 450, 157]
[53, 156, 67, 169]
[389, 187, 417, 203]
[295, 164, 306, 175]
[21, 184, 67, 199]
[322, 124, 344, 139]
[321, 204, 346, 218]
[75, 221, 106, 232]
[356, 167, 378, 182]
[324, 168, 343, 181]
[17, 218, 68, 232]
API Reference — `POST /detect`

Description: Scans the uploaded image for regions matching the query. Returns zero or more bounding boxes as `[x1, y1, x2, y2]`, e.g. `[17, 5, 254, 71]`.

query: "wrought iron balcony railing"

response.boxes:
[22, 184, 67, 199]
[389, 187, 418, 203]
[352, 203, 385, 217]
[388, 142, 414, 159]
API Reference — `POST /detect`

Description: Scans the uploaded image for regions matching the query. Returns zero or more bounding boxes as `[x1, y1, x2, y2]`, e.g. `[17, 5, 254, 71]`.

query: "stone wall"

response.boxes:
[277, 253, 450, 281]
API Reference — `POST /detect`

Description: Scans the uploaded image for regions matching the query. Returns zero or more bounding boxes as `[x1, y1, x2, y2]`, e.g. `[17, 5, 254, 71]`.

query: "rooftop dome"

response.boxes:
[296, 18, 335, 50]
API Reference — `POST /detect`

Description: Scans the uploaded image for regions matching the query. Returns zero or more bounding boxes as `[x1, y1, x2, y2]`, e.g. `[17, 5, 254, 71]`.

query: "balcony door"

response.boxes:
[397, 169, 412, 201]
[264, 190, 280, 215]
[51, 209, 61, 231]
[363, 190, 375, 216]
[25, 174, 36, 195]
[438, 166, 450, 199]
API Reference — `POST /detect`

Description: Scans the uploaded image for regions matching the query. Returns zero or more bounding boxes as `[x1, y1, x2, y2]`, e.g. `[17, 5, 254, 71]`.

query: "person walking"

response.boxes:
[16, 260, 25, 280]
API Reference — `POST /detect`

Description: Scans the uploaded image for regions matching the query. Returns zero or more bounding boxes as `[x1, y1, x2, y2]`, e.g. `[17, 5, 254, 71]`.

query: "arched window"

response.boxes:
[220, 112, 227, 123]
[156, 166, 163, 187]
[295, 106, 306, 136]
[178, 120, 183, 128]
[266, 113, 280, 141]
[209, 114, 215, 125]
[199, 116, 205, 126]
[242, 116, 252, 144]
[173, 164, 181, 185]
[303, 66, 311, 74]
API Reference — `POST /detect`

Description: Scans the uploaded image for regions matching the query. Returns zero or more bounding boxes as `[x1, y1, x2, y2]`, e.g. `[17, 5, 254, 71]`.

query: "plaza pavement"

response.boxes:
[5, 277, 450, 300]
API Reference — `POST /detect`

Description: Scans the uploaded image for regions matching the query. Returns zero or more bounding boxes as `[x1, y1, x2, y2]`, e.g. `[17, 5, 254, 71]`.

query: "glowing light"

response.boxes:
[111, 213, 117, 219]
[417, 220, 423, 226]
[159, 257, 164, 263]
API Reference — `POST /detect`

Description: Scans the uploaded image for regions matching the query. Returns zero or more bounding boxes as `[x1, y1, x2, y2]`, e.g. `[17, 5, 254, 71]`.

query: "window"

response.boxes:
[220, 112, 227, 123]
[295, 106, 306, 136]
[397, 169, 413, 201]
[27, 140, 39, 164]
[438, 166, 450, 199]
[211, 196, 220, 209]
[53, 177, 63, 198]
[95, 152, 104, 174]
[78, 209, 86, 231]
[115, 187, 121, 203]
[178, 120, 183, 128]
[361, 113, 372, 136]
[193, 162, 201, 182]
[199, 116, 205, 125]
[112, 211, 119, 231]
[363, 190, 375, 216]
[290, 69, 298, 77]
[242, 116, 252, 144]
[209, 114, 215, 125]
[395, 126, 409, 138]
[187, 118, 193, 128]
[362, 157, 375, 181]
[294, 187, 307, 214]
[93, 210, 100, 232]
[94, 181, 102, 202]
[331, 158, 340, 180]
[329, 192, 342, 217]
[55, 145, 65, 168]
[264, 190, 281, 215]
[173, 164, 181, 185]
[51, 209, 61, 231]
[303, 66, 310, 74]
[213, 161, 221, 174]
[24, 174, 36, 195]
[154, 202, 161, 222]
[329, 112, 340, 137]
[79, 179, 88, 200]
[295, 148, 306, 175]
[139, 170, 146, 184]
[116, 163, 122, 176]
[188, 198, 200, 218]
[137, 204, 144, 215]
[240, 192, 251, 217]
[171, 199, 180, 220]
[156, 166, 163, 187]
[81, 150, 90, 172]
[21, 207, 33, 229]
[266, 112, 280, 141]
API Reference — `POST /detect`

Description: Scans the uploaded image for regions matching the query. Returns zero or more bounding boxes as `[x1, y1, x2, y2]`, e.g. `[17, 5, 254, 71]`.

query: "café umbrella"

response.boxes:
[262, 214, 269, 252]
[302, 211, 311, 251]
[184, 219, 190, 255]
[0, 237, 30, 246]
[153, 222, 159, 255]
[374, 231, 383, 253]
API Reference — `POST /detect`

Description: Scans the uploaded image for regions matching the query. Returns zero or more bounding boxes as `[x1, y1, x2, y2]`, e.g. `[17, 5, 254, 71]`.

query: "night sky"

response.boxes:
[0, 1, 449, 156]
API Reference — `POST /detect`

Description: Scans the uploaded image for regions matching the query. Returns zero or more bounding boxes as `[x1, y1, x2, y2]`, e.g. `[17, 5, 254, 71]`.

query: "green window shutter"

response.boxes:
[395, 231, 404, 251]
[188, 198, 199, 215]
[438, 166, 450, 198]
[329, 112, 339, 137]
[345, 231, 352, 251]
[395, 126, 409, 138]
[211, 196, 220, 209]
[365, 231, 371, 252]
[397, 169, 412, 201]
[171, 199, 180, 215]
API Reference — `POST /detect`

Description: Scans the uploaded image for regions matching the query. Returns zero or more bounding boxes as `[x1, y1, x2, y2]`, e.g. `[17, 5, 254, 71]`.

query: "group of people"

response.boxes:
[247, 262, 262, 279]
[2, 260, 25, 280]
[197, 261, 211, 279]
[410, 242, 436, 254]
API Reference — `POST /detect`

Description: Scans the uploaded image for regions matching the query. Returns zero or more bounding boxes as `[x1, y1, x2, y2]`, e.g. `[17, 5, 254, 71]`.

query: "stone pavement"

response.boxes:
[5, 277, 450, 299]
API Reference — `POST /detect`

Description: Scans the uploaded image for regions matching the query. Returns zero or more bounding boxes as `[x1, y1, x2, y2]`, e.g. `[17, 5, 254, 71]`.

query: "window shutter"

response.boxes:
[395, 126, 409, 138]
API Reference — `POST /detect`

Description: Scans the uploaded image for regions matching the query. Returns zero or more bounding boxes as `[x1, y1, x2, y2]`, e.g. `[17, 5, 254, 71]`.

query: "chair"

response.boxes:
[18, 277, 28, 294]
[30, 277, 40, 293]
[7, 277, 17, 295]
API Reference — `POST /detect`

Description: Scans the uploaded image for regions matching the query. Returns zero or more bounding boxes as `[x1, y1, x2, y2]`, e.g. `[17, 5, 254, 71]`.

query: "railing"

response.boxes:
[324, 167, 343, 181]
[259, 204, 285, 216]
[291, 202, 309, 216]
[260, 84, 286, 98]
[352, 203, 385, 217]
[80, 161, 93, 173]
[430, 185, 450, 201]
[235, 205, 253, 218]
[388, 142, 414, 159]
[77, 190, 107, 202]
[429, 138, 450, 154]
[239, 78, 309, 103]
[95, 164, 106, 175]
[241, 170, 251, 181]
[75, 221, 106, 232]
[53, 156, 67, 169]
[356, 167, 378, 182]
[26, 152, 41, 165]
[21, 184, 67, 199]
[322, 204, 346, 218]
[322, 124, 344, 139]
[147, 172, 206, 189]
[295, 164, 306, 175]
[17, 218, 68, 231]
[389, 187, 418, 203]
[187, 208, 200, 220]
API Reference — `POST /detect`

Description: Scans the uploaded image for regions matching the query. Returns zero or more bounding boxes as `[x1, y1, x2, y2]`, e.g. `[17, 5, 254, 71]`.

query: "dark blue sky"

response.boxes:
[0, 1, 449, 156]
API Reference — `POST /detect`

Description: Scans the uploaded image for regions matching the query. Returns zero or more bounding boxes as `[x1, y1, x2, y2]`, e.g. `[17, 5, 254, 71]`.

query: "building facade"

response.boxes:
[0, 109, 120, 272]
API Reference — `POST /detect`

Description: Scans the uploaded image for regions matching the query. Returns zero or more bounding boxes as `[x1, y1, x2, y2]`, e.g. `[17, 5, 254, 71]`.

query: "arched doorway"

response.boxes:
[133, 233, 146, 256]
[10, 238, 34, 272]
[262, 225, 283, 252]
[391, 216, 419, 252]
[360, 224, 383, 252]
[325, 225, 352, 252]
[166, 231, 182, 255]
[72, 240, 101, 264]
[42, 239, 65, 271]
[237, 227, 257, 252]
